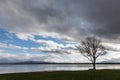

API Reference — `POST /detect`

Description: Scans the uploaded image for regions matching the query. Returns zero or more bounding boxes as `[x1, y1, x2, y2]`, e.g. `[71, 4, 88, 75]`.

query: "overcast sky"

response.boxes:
[0, 0, 120, 63]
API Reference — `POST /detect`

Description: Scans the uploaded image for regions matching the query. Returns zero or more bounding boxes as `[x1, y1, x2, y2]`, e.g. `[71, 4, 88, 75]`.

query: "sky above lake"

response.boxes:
[0, 0, 120, 63]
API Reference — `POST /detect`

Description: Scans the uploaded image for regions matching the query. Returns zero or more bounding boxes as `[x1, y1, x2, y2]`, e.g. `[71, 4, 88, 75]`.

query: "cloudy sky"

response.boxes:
[0, 0, 120, 63]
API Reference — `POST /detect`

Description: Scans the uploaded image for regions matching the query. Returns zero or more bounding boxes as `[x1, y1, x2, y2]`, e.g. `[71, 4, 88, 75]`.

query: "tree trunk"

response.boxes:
[93, 57, 96, 70]
[93, 62, 96, 70]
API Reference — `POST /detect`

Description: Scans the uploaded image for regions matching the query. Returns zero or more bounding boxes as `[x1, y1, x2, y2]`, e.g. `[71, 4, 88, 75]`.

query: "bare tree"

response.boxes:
[78, 37, 106, 70]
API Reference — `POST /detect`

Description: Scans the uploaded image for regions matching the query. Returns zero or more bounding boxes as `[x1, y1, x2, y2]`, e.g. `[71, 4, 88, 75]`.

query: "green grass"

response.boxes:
[0, 70, 120, 80]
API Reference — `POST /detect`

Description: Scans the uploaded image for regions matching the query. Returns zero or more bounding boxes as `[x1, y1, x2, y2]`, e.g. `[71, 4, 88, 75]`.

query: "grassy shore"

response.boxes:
[0, 70, 120, 80]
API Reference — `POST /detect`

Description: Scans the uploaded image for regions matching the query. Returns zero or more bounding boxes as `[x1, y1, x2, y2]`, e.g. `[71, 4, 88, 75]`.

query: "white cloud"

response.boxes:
[15, 32, 74, 42]
[16, 33, 34, 41]
[97, 51, 120, 63]
[103, 42, 120, 51]
[0, 53, 88, 63]
[0, 42, 28, 50]
[0, 49, 5, 53]
[0, 42, 8, 48]
[33, 39, 78, 49]
[31, 39, 78, 54]
[43, 53, 87, 63]
[34, 40, 64, 48]
[0, 53, 44, 62]
[0, 51, 120, 63]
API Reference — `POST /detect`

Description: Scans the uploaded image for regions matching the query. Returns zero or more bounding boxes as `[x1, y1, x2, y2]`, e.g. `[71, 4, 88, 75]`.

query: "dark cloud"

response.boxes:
[21, 0, 63, 23]
[0, 0, 120, 40]
[75, 0, 120, 38]
[52, 0, 120, 39]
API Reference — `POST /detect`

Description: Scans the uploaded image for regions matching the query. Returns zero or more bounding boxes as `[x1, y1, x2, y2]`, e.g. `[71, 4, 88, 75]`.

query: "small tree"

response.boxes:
[78, 37, 106, 70]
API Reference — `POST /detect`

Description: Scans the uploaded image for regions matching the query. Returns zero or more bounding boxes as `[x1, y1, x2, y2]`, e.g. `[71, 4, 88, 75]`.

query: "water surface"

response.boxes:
[0, 64, 120, 74]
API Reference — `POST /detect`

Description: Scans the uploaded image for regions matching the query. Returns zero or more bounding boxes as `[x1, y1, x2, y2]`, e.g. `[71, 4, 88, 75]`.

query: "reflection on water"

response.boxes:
[0, 64, 120, 74]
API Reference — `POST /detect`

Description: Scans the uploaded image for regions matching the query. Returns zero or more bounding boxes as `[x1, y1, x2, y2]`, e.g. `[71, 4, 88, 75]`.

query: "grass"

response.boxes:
[0, 70, 120, 80]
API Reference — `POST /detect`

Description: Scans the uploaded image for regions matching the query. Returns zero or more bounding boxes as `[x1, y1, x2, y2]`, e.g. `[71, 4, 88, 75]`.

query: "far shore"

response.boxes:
[0, 62, 120, 65]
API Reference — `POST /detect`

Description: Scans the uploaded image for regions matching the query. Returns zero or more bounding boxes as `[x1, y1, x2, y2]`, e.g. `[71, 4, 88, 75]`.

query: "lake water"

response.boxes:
[0, 64, 120, 74]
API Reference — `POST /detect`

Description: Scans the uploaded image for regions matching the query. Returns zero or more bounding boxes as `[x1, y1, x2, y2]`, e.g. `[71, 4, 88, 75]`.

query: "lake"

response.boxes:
[0, 64, 120, 74]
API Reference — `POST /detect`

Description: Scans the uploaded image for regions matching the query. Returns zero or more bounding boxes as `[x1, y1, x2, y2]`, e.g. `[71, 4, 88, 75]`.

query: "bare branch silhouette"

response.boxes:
[78, 36, 107, 70]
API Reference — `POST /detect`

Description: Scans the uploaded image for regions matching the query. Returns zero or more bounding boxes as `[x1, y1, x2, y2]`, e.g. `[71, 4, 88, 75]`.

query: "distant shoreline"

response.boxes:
[0, 62, 120, 65]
